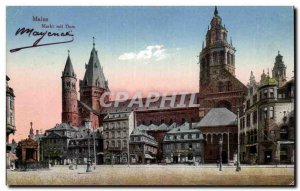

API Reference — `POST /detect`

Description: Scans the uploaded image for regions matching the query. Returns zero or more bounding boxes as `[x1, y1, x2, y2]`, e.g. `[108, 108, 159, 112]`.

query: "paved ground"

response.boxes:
[7, 164, 295, 186]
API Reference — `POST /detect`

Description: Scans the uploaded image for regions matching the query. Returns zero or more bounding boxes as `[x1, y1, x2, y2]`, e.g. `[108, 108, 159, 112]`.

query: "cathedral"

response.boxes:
[198, 7, 247, 117]
[61, 39, 109, 128]
[61, 7, 248, 128]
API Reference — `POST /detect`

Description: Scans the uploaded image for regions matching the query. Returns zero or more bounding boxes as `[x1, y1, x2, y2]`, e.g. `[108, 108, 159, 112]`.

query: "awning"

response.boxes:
[145, 154, 154, 159]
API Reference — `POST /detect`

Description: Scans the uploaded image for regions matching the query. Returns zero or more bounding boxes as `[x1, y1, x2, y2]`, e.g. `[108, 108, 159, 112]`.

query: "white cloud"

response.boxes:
[118, 52, 137, 60]
[118, 44, 169, 62]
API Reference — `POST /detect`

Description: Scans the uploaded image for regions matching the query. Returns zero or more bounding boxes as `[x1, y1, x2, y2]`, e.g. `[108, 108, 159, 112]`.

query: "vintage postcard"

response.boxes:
[6, 6, 295, 186]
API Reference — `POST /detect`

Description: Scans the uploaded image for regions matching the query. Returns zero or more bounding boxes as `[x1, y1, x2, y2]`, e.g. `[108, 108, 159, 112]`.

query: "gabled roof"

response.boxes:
[196, 108, 237, 127]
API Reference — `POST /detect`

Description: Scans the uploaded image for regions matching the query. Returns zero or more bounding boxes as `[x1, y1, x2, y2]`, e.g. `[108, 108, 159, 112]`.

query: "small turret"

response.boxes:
[272, 50, 286, 87]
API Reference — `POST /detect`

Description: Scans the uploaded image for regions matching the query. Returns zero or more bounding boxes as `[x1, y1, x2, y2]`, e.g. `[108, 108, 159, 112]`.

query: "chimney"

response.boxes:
[36, 130, 39, 135]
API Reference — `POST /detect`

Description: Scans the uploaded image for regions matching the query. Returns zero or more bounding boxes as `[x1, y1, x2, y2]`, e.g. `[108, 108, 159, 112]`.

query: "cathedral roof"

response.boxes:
[81, 38, 108, 89]
[196, 108, 237, 127]
[62, 53, 76, 78]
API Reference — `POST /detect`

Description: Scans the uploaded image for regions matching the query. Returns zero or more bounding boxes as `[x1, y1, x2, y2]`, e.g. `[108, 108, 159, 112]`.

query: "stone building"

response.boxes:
[195, 108, 238, 164]
[67, 127, 103, 164]
[136, 123, 175, 162]
[102, 112, 134, 164]
[239, 53, 294, 164]
[41, 123, 77, 165]
[198, 7, 247, 116]
[163, 122, 204, 164]
[129, 129, 158, 164]
[41, 122, 103, 165]
[6, 75, 16, 168]
[6, 76, 16, 145]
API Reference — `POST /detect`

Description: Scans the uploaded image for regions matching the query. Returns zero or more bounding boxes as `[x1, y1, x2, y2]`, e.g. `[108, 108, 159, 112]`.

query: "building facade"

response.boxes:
[102, 112, 134, 164]
[6, 76, 16, 144]
[163, 122, 204, 164]
[129, 129, 158, 164]
[240, 53, 294, 164]
[195, 108, 238, 164]
[67, 127, 103, 165]
[6, 75, 16, 168]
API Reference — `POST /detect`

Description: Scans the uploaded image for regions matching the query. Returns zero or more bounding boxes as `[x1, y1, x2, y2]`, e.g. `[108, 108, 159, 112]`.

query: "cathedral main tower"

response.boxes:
[61, 51, 79, 126]
[199, 6, 236, 90]
[79, 38, 109, 113]
[198, 7, 247, 116]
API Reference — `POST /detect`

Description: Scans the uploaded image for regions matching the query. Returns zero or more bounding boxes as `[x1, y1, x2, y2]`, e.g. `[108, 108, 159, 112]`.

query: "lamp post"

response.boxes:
[219, 137, 223, 171]
[236, 108, 241, 172]
[93, 127, 97, 169]
[85, 119, 92, 172]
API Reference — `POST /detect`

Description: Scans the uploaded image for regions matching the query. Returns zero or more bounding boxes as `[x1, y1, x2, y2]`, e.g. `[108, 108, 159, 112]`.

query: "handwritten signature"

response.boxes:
[10, 27, 74, 53]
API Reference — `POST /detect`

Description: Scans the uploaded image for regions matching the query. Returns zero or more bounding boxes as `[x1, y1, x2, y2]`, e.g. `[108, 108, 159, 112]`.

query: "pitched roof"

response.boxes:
[196, 108, 237, 127]
[81, 45, 108, 89]
[167, 122, 200, 134]
[62, 55, 76, 78]
[46, 123, 78, 132]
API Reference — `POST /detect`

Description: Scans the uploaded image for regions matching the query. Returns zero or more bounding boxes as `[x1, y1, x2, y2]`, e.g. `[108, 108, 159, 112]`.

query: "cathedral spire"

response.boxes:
[93, 36, 95, 48]
[62, 50, 76, 78]
[214, 6, 218, 16]
[80, 37, 108, 89]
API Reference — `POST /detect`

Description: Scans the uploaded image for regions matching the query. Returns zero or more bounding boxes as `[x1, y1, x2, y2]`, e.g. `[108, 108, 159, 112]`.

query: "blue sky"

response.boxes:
[7, 6, 294, 84]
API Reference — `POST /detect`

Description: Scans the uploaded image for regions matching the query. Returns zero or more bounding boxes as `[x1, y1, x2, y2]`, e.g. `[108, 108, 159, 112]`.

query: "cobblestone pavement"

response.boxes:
[7, 164, 294, 186]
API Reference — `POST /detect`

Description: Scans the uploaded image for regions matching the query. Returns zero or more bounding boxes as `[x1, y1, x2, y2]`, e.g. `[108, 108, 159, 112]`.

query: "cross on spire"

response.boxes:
[68, 49, 70, 56]
[93, 36, 95, 47]
[214, 6, 219, 16]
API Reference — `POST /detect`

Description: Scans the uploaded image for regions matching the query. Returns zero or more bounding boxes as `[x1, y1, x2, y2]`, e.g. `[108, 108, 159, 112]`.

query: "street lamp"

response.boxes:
[93, 127, 97, 170]
[236, 108, 241, 172]
[85, 119, 92, 172]
[219, 137, 223, 171]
